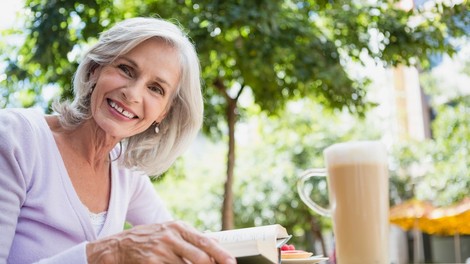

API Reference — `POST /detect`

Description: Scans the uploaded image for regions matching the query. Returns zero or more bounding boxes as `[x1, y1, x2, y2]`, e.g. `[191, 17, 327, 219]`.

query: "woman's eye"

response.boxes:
[149, 85, 164, 95]
[118, 64, 133, 77]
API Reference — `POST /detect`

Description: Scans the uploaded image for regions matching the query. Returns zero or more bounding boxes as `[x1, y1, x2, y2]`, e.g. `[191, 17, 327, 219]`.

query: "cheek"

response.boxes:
[91, 75, 119, 103]
[89, 91, 99, 115]
[145, 98, 168, 120]
[89, 82, 113, 117]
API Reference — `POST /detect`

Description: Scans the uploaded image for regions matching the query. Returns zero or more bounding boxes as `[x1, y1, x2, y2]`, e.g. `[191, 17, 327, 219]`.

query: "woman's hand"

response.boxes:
[86, 221, 236, 264]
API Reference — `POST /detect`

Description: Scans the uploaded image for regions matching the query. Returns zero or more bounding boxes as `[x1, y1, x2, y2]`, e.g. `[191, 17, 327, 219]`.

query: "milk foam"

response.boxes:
[324, 141, 387, 166]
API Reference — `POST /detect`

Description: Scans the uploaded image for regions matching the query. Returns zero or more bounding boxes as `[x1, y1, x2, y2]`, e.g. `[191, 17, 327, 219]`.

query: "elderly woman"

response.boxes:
[0, 17, 235, 264]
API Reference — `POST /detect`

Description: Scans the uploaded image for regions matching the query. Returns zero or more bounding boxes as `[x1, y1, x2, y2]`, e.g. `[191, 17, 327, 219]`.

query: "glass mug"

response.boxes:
[297, 141, 389, 264]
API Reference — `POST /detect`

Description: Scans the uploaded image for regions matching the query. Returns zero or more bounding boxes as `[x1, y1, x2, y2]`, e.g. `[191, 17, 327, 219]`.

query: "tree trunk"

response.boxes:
[221, 98, 237, 230]
[310, 215, 327, 256]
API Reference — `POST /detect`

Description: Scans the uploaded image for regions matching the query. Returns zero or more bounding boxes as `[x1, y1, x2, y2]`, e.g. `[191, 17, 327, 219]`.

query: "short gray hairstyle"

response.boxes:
[53, 17, 203, 176]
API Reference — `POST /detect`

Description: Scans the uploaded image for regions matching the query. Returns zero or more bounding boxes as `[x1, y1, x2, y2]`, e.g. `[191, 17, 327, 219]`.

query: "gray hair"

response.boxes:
[53, 17, 203, 176]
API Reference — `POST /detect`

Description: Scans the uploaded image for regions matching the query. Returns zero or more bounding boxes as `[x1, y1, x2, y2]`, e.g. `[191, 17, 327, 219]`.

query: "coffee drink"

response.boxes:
[298, 141, 389, 264]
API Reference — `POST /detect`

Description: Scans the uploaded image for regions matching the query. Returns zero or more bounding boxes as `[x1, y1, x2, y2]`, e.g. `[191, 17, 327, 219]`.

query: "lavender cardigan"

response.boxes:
[0, 108, 172, 263]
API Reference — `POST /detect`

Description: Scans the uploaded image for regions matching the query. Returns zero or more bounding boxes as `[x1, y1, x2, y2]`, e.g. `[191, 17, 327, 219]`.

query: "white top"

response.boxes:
[88, 209, 108, 236]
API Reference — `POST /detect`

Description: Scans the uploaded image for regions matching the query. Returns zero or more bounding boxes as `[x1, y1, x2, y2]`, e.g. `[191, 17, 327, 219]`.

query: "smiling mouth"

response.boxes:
[107, 99, 138, 119]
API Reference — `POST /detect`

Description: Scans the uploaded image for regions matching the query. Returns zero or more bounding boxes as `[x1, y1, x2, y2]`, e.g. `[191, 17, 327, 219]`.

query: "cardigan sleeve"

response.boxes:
[126, 174, 173, 226]
[0, 110, 35, 261]
[35, 242, 88, 264]
[0, 110, 89, 264]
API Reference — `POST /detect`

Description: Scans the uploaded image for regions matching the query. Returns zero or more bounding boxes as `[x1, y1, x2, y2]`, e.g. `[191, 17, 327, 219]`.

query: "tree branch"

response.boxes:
[213, 78, 231, 101]
[234, 82, 246, 101]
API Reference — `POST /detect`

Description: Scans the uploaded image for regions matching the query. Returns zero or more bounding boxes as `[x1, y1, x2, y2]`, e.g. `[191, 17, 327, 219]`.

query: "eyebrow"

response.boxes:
[118, 56, 172, 88]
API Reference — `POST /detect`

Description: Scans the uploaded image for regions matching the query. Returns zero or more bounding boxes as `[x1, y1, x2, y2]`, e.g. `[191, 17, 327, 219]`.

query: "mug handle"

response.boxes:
[297, 168, 331, 217]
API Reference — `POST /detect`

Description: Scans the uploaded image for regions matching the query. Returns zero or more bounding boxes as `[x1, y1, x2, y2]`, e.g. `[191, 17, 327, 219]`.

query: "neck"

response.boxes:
[49, 116, 121, 167]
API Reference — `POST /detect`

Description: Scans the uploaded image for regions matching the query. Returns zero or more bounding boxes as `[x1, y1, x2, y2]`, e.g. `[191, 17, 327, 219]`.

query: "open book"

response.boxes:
[205, 224, 291, 264]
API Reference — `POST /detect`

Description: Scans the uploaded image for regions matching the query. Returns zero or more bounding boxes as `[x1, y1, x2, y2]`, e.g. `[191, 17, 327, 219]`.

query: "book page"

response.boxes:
[205, 225, 289, 263]
[205, 224, 288, 243]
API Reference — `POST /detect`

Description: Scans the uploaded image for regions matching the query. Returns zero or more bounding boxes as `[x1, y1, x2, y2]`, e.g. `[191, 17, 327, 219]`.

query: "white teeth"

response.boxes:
[109, 100, 136, 119]
[121, 110, 134, 119]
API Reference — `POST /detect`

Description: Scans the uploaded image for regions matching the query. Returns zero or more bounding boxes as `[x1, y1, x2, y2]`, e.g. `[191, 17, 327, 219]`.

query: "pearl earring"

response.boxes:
[154, 123, 160, 134]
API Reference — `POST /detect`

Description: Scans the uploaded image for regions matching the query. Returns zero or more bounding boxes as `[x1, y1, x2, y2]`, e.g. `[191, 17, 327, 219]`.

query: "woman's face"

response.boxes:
[90, 38, 180, 139]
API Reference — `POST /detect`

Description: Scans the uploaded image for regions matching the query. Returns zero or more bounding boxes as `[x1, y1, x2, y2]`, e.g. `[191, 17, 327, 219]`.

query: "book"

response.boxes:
[205, 224, 292, 264]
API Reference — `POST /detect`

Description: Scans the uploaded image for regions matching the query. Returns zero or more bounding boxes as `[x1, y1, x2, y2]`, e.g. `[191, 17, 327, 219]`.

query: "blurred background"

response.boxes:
[1, 0, 469, 263]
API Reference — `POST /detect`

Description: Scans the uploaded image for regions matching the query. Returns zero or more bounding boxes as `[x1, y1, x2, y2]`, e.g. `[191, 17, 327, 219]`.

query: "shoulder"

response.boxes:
[0, 108, 47, 200]
[0, 108, 45, 135]
[0, 108, 51, 169]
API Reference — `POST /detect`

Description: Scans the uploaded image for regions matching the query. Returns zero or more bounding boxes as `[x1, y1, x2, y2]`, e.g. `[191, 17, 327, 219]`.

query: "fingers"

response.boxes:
[88, 221, 236, 264]
[161, 221, 236, 264]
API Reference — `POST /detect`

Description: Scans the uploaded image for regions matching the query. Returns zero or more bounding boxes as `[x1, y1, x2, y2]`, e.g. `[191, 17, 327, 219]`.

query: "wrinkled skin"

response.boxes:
[87, 221, 236, 264]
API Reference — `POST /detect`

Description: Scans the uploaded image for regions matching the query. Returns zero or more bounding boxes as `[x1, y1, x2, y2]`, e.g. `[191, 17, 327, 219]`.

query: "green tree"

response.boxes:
[155, 98, 385, 255]
[389, 96, 470, 207]
[428, 97, 470, 205]
[1, 0, 468, 229]
[390, 43, 470, 207]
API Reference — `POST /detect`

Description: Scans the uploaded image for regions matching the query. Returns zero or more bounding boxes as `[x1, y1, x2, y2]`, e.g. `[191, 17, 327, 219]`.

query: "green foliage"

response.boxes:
[156, 93, 469, 248]
[232, 99, 384, 239]
[428, 97, 470, 205]
[389, 96, 470, 207]
[160, 99, 383, 250]
[1, 0, 117, 110]
[3, 0, 467, 118]
[389, 140, 432, 205]
[173, 0, 374, 138]
[153, 137, 228, 231]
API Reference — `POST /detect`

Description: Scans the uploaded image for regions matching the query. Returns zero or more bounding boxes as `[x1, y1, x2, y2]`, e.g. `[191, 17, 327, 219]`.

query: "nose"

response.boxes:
[122, 80, 145, 104]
